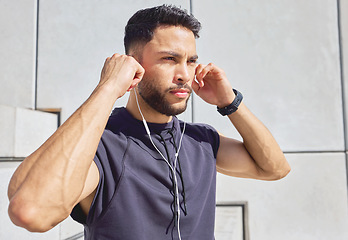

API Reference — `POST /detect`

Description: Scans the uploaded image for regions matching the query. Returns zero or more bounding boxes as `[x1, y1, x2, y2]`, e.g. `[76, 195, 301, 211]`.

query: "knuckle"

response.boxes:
[124, 55, 134, 62]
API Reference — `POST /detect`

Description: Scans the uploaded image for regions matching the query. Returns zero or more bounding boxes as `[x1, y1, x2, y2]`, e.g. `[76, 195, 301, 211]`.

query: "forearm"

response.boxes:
[228, 103, 290, 178]
[8, 84, 117, 231]
[7, 53, 144, 232]
[193, 63, 290, 179]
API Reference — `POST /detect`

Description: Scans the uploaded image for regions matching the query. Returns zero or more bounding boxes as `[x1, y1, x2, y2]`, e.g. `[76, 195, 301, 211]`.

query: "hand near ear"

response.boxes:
[193, 63, 235, 108]
[99, 54, 145, 99]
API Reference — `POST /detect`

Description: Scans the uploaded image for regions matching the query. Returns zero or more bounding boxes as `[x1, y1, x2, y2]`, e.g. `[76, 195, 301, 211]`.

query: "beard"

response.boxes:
[137, 78, 192, 116]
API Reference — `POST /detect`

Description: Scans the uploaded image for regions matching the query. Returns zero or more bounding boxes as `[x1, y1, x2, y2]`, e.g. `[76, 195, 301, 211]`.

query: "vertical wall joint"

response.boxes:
[34, 0, 40, 110]
[336, 0, 348, 201]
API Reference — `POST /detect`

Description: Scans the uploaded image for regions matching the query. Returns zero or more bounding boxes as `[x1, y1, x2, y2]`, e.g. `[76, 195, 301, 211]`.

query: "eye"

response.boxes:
[163, 56, 175, 61]
[188, 59, 197, 64]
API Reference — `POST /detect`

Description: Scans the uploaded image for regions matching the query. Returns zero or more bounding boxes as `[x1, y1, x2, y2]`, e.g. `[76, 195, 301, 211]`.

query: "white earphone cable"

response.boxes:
[134, 89, 185, 240]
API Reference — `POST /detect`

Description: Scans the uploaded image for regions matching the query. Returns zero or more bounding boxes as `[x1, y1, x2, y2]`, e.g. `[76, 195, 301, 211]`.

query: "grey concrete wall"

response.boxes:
[0, 0, 37, 109]
[36, 0, 191, 122]
[193, 0, 348, 239]
[193, 0, 344, 152]
[0, 0, 347, 239]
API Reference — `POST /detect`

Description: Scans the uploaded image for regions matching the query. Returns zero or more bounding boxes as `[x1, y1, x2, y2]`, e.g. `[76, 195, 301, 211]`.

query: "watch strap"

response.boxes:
[217, 89, 243, 116]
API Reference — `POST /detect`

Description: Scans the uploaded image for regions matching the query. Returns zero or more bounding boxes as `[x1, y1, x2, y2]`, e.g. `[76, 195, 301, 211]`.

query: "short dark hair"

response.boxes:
[124, 4, 201, 54]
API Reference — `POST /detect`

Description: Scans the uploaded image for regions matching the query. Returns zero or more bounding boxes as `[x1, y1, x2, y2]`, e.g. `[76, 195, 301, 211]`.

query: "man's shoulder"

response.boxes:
[182, 120, 217, 133]
[96, 108, 130, 149]
[100, 107, 145, 145]
[107, 107, 128, 127]
[181, 121, 219, 142]
[105, 107, 137, 133]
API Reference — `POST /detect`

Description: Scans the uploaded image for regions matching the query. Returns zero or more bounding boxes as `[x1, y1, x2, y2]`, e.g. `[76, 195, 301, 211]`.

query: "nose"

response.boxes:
[174, 63, 192, 85]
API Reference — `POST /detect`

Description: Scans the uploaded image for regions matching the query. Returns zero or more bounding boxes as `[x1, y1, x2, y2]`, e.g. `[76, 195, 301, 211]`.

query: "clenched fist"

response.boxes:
[99, 53, 145, 98]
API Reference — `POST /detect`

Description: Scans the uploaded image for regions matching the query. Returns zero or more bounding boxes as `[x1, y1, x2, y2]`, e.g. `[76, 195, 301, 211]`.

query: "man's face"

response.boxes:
[136, 25, 198, 116]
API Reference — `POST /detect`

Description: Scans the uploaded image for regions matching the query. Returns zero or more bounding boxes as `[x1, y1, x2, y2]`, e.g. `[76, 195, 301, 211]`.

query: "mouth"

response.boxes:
[169, 88, 191, 98]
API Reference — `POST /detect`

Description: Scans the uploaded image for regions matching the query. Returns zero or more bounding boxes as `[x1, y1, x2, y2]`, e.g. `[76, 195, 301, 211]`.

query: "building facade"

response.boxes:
[1, 0, 347, 239]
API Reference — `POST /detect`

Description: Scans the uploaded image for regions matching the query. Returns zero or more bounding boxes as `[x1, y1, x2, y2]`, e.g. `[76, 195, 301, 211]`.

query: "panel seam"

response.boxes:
[34, 0, 40, 110]
[336, 0, 348, 206]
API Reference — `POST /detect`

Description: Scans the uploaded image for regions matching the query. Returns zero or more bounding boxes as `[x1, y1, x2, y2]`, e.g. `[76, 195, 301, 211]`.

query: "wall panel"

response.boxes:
[37, 0, 191, 122]
[339, 0, 348, 149]
[216, 153, 348, 240]
[192, 0, 343, 152]
[0, 0, 37, 109]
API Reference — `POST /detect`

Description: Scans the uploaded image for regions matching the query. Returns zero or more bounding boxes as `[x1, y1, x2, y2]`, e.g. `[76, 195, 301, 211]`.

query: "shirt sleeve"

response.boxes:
[70, 130, 127, 225]
[203, 124, 220, 159]
[70, 153, 104, 225]
[184, 122, 220, 159]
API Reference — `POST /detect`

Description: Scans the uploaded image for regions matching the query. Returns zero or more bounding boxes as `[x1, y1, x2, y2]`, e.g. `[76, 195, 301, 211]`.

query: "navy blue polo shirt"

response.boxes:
[71, 107, 220, 239]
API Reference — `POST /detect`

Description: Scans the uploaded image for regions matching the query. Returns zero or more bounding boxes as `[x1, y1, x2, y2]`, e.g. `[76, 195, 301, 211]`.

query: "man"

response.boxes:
[8, 5, 290, 240]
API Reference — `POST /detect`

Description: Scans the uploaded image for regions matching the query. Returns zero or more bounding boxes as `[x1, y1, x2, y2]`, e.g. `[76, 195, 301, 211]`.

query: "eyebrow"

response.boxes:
[157, 51, 199, 61]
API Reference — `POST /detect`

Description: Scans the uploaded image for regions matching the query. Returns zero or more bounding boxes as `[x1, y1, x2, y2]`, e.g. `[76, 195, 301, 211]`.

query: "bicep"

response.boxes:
[216, 134, 263, 179]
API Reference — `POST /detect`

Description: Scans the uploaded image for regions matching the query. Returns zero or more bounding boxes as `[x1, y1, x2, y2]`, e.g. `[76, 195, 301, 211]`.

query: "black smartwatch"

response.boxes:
[217, 89, 243, 116]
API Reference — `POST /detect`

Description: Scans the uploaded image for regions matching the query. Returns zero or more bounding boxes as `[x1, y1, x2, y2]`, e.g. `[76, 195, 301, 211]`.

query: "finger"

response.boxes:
[134, 64, 145, 81]
[101, 57, 113, 79]
[196, 63, 216, 86]
[111, 53, 120, 59]
[102, 53, 120, 72]
[198, 63, 215, 79]
[127, 61, 145, 91]
[125, 55, 145, 80]
[195, 63, 205, 75]
[126, 75, 143, 91]
[195, 64, 207, 87]
[191, 79, 200, 94]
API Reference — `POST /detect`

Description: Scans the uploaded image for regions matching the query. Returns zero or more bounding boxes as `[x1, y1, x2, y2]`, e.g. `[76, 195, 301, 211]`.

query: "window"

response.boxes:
[215, 202, 249, 240]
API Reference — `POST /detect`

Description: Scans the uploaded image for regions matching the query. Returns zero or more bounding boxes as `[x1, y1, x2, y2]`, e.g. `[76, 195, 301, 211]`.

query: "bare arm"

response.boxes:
[217, 103, 290, 180]
[7, 54, 144, 232]
[193, 63, 290, 180]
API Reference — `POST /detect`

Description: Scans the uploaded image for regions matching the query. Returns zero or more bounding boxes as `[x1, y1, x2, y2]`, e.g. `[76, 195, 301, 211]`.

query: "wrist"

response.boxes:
[217, 91, 236, 109]
[98, 80, 126, 98]
[217, 89, 243, 116]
